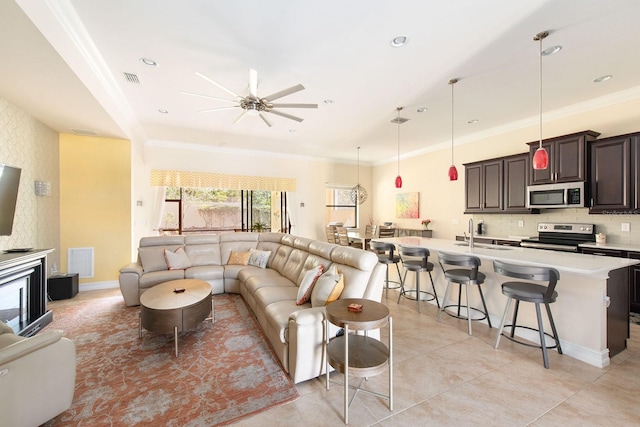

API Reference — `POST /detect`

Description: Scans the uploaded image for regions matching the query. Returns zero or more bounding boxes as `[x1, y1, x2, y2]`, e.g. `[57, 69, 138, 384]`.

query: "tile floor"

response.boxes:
[71, 287, 640, 426]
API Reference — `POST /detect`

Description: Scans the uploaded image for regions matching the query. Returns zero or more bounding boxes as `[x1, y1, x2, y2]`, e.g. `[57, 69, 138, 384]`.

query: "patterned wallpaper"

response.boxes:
[0, 97, 60, 272]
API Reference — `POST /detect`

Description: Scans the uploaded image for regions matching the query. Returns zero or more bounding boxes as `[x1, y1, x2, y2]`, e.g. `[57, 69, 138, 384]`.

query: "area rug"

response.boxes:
[43, 293, 299, 426]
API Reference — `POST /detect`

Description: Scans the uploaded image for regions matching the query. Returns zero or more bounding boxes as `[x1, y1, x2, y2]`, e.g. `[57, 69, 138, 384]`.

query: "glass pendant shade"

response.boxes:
[448, 165, 458, 181]
[532, 146, 549, 169]
[395, 175, 403, 188]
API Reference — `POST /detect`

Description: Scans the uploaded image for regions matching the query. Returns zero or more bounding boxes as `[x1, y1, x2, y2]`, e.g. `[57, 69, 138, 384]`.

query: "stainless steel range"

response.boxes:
[520, 222, 595, 252]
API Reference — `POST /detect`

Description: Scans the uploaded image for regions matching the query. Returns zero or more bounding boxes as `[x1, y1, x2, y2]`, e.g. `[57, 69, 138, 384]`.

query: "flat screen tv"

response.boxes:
[0, 163, 21, 236]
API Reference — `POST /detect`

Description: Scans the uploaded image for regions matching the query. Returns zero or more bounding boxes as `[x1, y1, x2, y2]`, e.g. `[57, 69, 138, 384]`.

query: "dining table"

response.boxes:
[347, 231, 377, 250]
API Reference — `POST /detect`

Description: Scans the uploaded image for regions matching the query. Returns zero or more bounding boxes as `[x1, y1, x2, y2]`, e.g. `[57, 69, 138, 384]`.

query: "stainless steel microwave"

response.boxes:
[526, 182, 585, 209]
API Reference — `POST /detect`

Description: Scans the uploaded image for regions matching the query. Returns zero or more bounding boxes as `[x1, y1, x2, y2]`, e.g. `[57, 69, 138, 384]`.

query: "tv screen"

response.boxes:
[0, 164, 21, 236]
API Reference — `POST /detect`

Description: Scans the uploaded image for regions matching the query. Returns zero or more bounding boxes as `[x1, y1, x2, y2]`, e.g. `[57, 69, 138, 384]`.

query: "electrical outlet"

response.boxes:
[621, 222, 630, 232]
[452, 218, 459, 225]
[518, 220, 524, 228]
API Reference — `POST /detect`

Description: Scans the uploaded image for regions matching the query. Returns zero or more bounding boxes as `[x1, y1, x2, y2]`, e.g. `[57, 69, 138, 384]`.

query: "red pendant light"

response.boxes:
[394, 107, 403, 188]
[532, 31, 549, 170]
[448, 78, 459, 181]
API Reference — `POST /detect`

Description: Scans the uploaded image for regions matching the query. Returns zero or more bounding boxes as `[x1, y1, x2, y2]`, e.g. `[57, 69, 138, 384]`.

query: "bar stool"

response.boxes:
[397, 246, 439, 313]
[493, 260, 562, 369]
[370, 241, 403, 299]
[437, 251, 491, 335]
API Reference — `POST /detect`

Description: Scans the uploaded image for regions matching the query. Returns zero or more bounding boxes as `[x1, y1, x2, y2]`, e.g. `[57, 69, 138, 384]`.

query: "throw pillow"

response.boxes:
[227, 250, 251, 265]
[296, 265, 324, 305]
[164, 247, 191, 270]
[310, 273, 344, 307]
[248, 249, 271, 269]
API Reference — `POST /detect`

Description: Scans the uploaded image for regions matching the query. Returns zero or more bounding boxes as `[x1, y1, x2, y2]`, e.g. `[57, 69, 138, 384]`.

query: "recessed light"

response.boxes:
[140, 57, 158, 67]
[416, 107, 428, 113]
[323, 99, 334, 104]
[593, 74, 612, 83]
[467, 119, 478, 124]
[158, 109, 168, 114]
[390, 35, 409, 48]
[541, 45, 561, 56]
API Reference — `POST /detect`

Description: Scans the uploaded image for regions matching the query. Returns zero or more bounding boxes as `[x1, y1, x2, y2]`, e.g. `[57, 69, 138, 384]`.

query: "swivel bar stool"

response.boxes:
[493, 260, 562, 369]
[397, 246, 439, 313]
[437, 251, 491, 335]
[370, 241, 403, 299]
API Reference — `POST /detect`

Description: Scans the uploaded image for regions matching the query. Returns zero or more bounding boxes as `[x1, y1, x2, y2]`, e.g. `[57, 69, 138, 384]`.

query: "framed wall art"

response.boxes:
[395, 192, 419, 218]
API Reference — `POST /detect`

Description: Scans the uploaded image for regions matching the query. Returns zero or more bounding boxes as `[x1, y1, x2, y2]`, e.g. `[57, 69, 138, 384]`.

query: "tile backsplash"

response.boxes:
[474, 208, 640, 245]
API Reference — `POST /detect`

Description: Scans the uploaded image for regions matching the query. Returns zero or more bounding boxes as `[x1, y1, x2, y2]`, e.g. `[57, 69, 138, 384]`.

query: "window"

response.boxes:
[160, 187, 289, 235]
[325, 185, 357, 228]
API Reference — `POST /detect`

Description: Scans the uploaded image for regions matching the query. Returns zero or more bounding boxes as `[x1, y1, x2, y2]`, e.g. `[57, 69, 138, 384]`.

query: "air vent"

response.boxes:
[71, 129, 99, 136]
[390, 117, 409, 124]
[123, 72, 140, 84]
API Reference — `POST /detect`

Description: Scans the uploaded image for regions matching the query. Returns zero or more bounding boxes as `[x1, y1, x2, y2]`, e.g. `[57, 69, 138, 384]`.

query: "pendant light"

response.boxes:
[532, 31, 549, 170]
[395, 107, 403, 188]
[448, 78, 459, 181]
[350, 146, 368, 205]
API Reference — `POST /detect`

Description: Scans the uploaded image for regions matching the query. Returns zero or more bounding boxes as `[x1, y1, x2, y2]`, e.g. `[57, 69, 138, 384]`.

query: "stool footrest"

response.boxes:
[400, 289, 437, 302]
[441, 304, 488, 322]
[500, 324, 561, 351]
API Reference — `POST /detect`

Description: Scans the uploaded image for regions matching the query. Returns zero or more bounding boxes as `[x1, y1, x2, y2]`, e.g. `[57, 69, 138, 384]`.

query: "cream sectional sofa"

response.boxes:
[119, 232, 384, 383]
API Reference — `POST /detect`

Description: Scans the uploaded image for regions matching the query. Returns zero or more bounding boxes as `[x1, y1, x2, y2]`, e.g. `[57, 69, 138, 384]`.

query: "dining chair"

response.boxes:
[378, 227, 396, 238]
[335, 226, 351, 246]
[365, 224, 378, 237]
[325, 225, 337, 244]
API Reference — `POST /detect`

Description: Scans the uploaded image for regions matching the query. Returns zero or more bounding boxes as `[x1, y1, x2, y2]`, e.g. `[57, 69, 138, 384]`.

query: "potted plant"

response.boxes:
[421, 219, 431, 230]
[252, 221, 267, 232]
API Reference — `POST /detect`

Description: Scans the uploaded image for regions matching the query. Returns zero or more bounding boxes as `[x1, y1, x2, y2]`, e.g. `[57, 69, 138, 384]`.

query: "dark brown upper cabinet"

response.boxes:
[464, 159, 503, 213]
[527, 130, 600, 185]
[589, 132, 640, 213]
[465, 153, 534, 214]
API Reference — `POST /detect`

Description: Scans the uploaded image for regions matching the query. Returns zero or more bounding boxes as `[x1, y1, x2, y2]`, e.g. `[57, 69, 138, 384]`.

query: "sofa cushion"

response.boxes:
[311, 273, 344, 307]
[138, 269, 185, 290]
[164, 247, 192, 270]
[185, 243, 222, 266]
[296, 265, 323, 305]
[244, 275, 296, 299]
[227, 251, 251, 265]
[248, 249, 271, 269]
[139, 245, 182, 273]
[184, 265, 224, 281]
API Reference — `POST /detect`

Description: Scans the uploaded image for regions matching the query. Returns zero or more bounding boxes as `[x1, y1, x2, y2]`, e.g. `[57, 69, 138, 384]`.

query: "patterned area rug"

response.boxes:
[44, 293, 299, 426]
[631, 312, 640, 325]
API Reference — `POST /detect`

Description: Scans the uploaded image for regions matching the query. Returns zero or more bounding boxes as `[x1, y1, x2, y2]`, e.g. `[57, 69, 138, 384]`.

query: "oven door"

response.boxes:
[520, 240, 579, 252]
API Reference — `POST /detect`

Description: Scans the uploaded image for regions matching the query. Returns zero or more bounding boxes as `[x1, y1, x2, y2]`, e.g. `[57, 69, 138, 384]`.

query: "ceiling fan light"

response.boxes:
[532, 147, 549, 170]
[448, 165, 458, 181]
[395, 175, 403, 188]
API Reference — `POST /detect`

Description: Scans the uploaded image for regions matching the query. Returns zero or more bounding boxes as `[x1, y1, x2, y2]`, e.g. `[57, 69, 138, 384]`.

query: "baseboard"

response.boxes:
[79, 280, 119, 291]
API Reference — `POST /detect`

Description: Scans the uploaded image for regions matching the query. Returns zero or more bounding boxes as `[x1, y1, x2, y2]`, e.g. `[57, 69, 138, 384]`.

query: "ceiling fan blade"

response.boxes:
[259, 112, 273, 127]
[234, 111, 247, 124]
[268, 109, 304, 122]
[195, 72, 242, 99]
[271, 103, 318, 109]
[179, 91, 237, 103]
[198, 106, 240, 113]
[249, 68, 258, 98]
[263, 84, 305, 101]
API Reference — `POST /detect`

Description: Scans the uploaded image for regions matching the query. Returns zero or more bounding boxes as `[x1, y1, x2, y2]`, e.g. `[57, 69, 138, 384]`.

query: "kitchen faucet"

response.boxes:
[468, 218, 474, 249]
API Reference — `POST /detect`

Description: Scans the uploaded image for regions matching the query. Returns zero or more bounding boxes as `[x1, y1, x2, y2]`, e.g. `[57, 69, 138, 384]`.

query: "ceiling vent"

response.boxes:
[71, 129, 99, 136]
[123, 72, 140, 84]
[390, 117, 409, 124]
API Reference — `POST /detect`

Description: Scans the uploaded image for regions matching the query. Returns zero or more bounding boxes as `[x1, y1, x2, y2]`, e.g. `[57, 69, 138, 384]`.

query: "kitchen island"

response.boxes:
[375, 236, 639, 368]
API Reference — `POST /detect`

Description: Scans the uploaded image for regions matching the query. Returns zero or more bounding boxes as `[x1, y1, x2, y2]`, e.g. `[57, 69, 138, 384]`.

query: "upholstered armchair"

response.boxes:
[0, 322, 76, 427]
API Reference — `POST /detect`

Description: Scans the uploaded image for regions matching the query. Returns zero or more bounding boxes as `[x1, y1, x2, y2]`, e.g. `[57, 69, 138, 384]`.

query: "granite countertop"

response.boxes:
[378, 236, 639, 279]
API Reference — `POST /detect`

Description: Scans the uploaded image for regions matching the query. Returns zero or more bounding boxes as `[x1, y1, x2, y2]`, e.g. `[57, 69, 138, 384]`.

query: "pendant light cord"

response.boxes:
[397, 108, 401, 175]
[539, 35, 543, 149]
[357, 146, 360, 185]
[449, 79, 457, 164]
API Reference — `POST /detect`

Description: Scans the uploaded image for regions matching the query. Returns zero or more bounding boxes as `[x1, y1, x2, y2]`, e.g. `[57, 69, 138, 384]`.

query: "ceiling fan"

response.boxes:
[180, 69, 317, 127]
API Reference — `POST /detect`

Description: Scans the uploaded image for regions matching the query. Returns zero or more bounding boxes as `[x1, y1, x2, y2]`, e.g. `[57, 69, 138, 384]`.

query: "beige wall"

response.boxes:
[372, 95, 640, 243]
[0, 97, 60, 271]
[59, 134, 131, 285]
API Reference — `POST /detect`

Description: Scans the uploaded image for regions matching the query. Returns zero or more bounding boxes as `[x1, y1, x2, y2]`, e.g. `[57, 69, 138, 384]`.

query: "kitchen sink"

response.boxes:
[453, 242, 512, 251]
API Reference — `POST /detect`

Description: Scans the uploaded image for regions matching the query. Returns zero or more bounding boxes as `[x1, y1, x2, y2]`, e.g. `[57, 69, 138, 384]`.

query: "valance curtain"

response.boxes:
[150, 169, 297, 192]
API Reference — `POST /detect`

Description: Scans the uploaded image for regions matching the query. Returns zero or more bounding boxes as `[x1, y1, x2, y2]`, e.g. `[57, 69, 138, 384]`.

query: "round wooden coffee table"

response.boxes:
[139, 279, 213, 356]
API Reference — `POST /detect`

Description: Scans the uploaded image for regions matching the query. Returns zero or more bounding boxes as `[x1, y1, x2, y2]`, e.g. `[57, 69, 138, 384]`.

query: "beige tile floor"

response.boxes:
[68, 287, 640, 426]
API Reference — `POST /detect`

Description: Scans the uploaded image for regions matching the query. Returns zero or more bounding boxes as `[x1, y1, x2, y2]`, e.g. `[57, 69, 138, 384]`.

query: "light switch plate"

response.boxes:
[518, 220, 524, 227]
[621, 222, 630, 231]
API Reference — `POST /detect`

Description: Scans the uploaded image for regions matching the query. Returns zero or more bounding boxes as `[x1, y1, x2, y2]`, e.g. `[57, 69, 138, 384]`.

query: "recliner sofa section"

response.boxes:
[119, 232, 384, 383]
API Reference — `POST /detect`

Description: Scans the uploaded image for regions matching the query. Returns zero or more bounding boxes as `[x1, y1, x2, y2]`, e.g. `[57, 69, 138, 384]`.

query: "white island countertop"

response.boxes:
[374, 236, 639, 368]
[377, 236, 639, 279]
